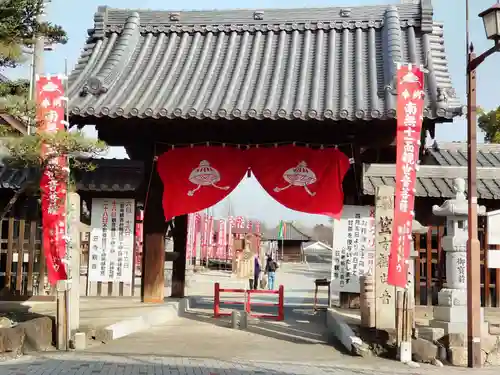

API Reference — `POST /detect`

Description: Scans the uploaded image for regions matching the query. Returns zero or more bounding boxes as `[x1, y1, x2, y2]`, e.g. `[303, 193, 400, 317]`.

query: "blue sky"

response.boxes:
[4, 0, 500, 226]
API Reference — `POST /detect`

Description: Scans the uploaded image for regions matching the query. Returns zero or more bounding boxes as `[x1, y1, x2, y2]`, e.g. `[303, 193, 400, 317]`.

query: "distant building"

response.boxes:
[264, 222, 311, 263]
[303, 241, 333, 253]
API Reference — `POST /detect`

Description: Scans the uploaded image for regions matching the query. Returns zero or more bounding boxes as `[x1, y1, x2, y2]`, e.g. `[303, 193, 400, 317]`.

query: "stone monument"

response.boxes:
[430, 178, 487, 335]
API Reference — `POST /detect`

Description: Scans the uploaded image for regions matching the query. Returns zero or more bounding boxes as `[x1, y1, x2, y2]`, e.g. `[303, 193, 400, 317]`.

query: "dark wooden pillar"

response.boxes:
[171, 215, 188, 298]
[142, 163, 166, 303]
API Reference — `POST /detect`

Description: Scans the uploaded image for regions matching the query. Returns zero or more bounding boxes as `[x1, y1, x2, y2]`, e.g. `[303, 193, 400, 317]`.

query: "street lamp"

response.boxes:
[479, 3, 500, 40]
[466, 1, 500, 369]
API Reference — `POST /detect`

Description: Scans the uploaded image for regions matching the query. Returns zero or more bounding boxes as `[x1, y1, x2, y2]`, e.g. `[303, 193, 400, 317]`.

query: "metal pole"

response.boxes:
[466, 49, 482, 368]
[465, 0, 482, 367]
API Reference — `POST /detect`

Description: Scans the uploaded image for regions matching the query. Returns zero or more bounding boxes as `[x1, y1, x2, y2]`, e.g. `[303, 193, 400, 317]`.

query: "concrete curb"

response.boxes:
[94, 299, 187, 343]
[325, 308, 366, 355]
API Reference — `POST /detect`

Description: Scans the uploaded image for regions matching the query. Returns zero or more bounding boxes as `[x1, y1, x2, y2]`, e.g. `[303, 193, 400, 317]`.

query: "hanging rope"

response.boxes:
[349, 143, 362, 205]
[155, 140, 354, 149]
[143, 143, 157, 216]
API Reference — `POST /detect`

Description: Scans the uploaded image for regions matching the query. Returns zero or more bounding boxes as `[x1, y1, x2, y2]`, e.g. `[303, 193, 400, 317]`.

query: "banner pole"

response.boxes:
[281, 238, 284, 263]
[64, 59, 72, 351]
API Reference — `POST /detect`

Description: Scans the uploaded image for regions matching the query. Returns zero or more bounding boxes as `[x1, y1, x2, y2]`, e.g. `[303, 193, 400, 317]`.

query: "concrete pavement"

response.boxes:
[84, 263, 336, 359]
[1, 352, 497, 375]
[2, 264, 500, 372]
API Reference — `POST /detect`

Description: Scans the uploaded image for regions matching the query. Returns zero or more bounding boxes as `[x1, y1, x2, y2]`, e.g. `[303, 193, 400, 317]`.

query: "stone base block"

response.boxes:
[448, 347, 467, 366]
[73, 332, 86, 350]
[412, 337, 439, 363]
[490, 324, 500, 335]
[415, 326, 445, 342]
[438, 288, 466, 307]
[448, 346, 489, 367]
[430, 319, 489, 336]
[0, 316, 54, 355]
[434, 305, 472, 323]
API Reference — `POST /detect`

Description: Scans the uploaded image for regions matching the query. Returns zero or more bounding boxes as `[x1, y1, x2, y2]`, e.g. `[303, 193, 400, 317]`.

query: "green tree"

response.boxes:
[0, 0, 107, 218]
[0, 0, 66, 69]
[478, 106, 500, 143]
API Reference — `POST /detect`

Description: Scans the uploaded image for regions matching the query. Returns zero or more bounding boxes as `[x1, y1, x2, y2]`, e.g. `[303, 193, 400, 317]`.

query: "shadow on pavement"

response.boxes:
[185, 297, 349, 354]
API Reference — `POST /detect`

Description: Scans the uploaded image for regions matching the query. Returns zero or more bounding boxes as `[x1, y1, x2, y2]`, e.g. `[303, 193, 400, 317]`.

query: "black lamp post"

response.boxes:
[466, 1, 500, 368]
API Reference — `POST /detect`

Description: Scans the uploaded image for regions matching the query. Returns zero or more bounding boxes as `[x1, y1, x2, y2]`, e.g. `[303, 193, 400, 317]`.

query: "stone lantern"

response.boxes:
[430, 178, 486, 334]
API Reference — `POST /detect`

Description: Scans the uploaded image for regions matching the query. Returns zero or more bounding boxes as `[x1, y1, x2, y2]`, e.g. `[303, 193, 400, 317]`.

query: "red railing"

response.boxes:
[213, 282, 284, 321]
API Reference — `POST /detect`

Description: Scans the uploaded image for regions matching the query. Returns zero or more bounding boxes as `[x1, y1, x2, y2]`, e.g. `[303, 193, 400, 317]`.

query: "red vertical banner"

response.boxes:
[186, 213, 195, 261]
[387, 65, 425, 288]
[228, 216, 235, 259]
[247, 220, 253, 233]
[236, 216, 245, 240]
[194, 213, 201, 262]
[134, 207, 144, 276]
[37, 75, 68, 284]
[255, 221, 261, 252]
[207, 215, 214, 259]
[200, 214, 209, 260]
[217, 219, 226, 260]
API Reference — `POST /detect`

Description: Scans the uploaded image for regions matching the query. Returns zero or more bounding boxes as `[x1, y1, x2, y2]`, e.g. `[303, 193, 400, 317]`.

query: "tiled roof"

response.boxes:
[425, 141, 500, 167]
[264, 222, 311, 241]
[68, 2, 462, 123]
[0, 159, 144, 192]
[0, 166, 38, 190]
[74, 159, 144, 192]
[0, 114, 28, 134]
[362, 163, 500, 200]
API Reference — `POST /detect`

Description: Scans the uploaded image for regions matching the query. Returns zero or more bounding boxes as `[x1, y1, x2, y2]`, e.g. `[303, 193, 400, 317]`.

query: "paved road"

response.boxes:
[85, 263, 339, 361]
[0, 352, 482, 375]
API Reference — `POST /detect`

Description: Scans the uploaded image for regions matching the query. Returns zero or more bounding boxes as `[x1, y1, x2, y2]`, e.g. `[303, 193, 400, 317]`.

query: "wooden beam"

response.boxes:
[171, 215, 188, 298]
[141, 160, 166, 303]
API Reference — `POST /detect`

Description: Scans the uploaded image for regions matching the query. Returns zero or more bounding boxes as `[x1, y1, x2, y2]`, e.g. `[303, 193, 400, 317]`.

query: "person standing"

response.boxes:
[250, 253, 261, 290]
[265, 255, 278, 290]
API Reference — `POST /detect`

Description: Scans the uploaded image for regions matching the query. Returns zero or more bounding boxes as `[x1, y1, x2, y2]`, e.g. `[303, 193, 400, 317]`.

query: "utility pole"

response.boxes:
[29, 1, 47, 135]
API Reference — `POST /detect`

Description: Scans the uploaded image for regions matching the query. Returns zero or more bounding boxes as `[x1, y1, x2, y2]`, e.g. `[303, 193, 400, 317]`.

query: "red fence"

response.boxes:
[213, 282, 284, 321]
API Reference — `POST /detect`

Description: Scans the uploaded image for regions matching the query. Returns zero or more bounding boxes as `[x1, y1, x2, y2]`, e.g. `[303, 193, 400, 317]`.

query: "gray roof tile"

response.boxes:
[74, 159, 144, 192]
[264, 222, 311, 241]
[0, 159, 143, 193]
[426, 141, 500, 167]
[0, 166, 38, 190]
[362, 163, 500, 200]
[68, 2, 463, 122]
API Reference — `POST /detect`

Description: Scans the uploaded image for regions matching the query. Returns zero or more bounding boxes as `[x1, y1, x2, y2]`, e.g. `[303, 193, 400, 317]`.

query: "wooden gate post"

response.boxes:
[171, 215, 188, 298]
[142, 162, 167, 303]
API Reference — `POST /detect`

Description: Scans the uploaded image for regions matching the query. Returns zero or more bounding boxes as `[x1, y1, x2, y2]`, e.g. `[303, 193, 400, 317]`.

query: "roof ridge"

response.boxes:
[428, 141, 500, 152]
[286, 222, 312, 239]
[91, 3, 423, 35]
[363, 163, 500, 179]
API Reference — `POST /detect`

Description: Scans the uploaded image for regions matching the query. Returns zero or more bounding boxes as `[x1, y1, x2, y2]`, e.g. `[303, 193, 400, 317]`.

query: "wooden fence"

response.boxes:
[414, 217, 500, 307]
[0, 217, 53, 301]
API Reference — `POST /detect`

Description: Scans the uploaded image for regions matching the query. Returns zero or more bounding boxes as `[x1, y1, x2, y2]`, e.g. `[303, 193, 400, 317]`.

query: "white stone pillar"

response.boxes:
[431, 178, 485, 334]
[68, 192, 81, 331]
